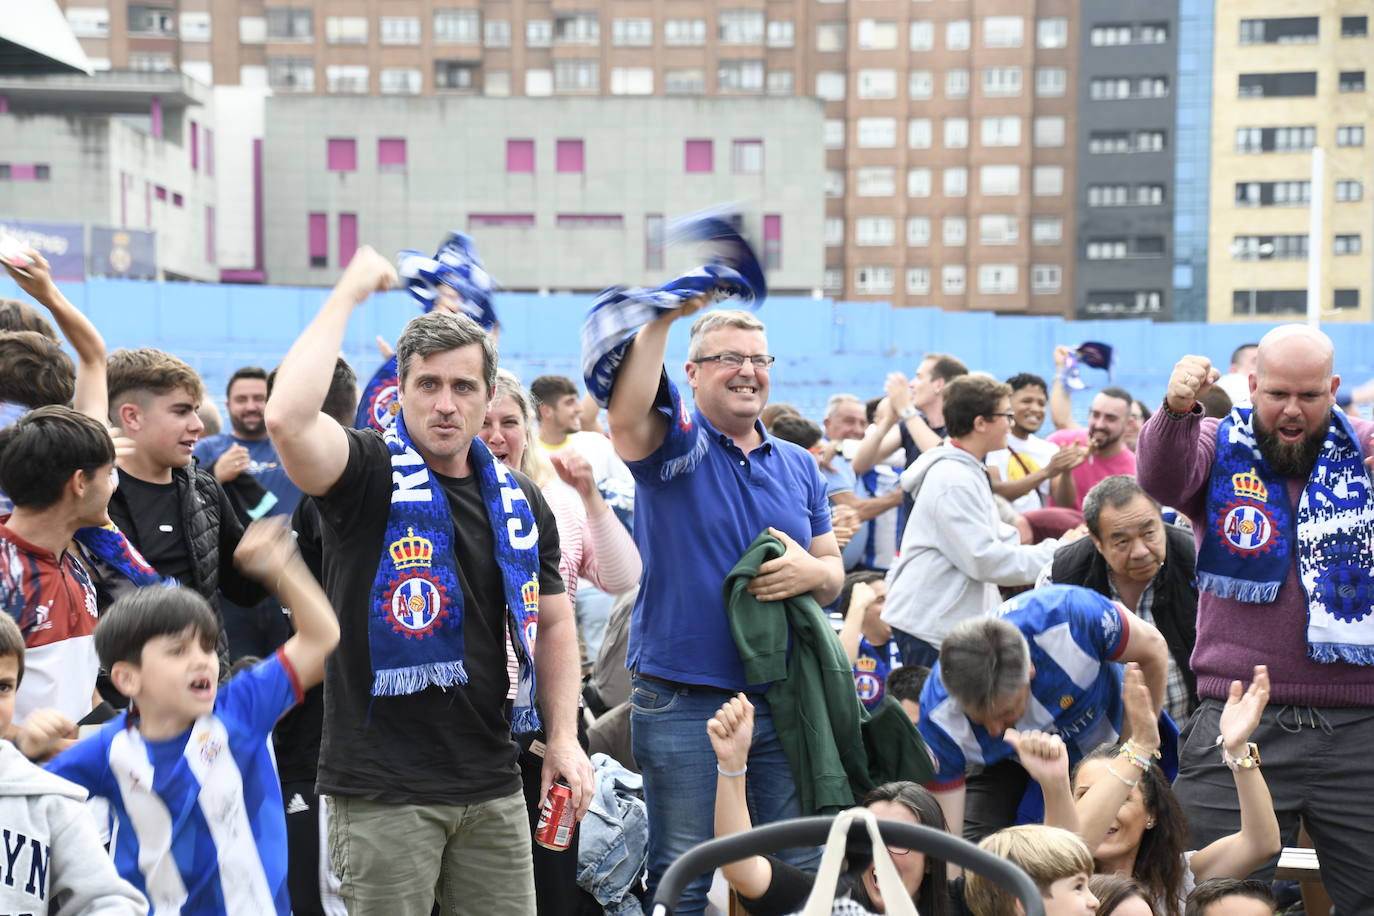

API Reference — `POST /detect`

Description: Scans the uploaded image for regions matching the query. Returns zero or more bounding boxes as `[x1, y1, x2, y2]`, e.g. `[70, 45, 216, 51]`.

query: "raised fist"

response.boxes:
[1165, 355, 1220, 414]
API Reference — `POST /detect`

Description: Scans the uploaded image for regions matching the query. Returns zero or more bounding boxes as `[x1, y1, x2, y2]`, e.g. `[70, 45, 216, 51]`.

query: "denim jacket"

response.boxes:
[576, 753, 648, 916]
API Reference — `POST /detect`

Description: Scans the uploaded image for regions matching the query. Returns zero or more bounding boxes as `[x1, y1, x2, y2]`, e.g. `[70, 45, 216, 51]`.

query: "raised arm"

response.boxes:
[1189, 667, 1282, 883]
[605, 299, 703, 463]
[1049, 347, 1078, 430]
[549, 449, 642, 593]
[708, 694, 775, 899]
[1006, 728, 1077, 833]
[838, 581, 876, 663]
[1073, 664, 1161, 854]
[2, 249, 107, 421]
[1135, 355, 1223, 513]
[1112, 609, 1169, 717]
[265, 247, 396, 496]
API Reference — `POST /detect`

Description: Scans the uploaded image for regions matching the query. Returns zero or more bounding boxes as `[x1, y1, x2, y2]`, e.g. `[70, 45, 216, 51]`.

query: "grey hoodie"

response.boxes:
[881, 444, 1060, 645]
[0, 741, 146, 916]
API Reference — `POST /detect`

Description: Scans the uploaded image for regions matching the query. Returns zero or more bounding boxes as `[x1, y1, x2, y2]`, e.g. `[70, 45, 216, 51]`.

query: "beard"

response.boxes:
[230, 414, 264, 437]
[1254, 412, 1327, 479]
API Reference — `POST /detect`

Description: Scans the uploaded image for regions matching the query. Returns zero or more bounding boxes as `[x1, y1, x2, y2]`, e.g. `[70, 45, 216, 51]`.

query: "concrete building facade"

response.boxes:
[1208, 0, 1374, 324]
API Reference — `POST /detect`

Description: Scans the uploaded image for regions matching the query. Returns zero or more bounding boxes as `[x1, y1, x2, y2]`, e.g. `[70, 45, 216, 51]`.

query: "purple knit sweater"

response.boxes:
[1136, 407, 1374, 707]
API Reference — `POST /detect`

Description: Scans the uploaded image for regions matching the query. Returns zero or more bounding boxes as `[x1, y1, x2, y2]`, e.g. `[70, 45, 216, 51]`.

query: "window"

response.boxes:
[817, 72, 847, 100]
[526, 20, 553, 46]
[1231, 289, 1306, 316]
[554, 12, 599, 44]
[907, 168, 932, 198]
[733, 139, 763, 173]
[325, 16, 367, 44]
[685, 140, 714, 173]
[507, 140, 535, 173]
[909, 118, 933, 149]
[857, 167, 894, 196]
[766, 70, 793, 95]
[1335, 234, 1362, 255]
[907, 218, 931, 246]
[612, 18, 652, 46]
[129, 52, 174, 71]
[983, 67, 1022, 97]
[942, 265, 966, 295]
[1031, 265, 1061, 293]
[67, 7, 110, 37]
[381, 17, 420, 45]
[1088, 184, 1129, 205]
[824, 218, 844, 247]
[557, 215, 624, 229]
[1333, 126, 1365, 150]
[267, 6, 312, 39]
[980, 215, 1018, 245]
[1335, 290, 1360, 310]
[945, 70, 970, 98]
[825, 169, 846, 198]
[308, 213, 328, 268]
[646, 215, 666, 269]
[1232, 235, 1308, 260]
[980, 165, 1019, 195]
[554, 60, 599, 92]
[983, 16, 1023, 48]
[946, 20, 970, 50]
[1237, 72, 1317, 98]
[180, 11, 210, 40]
[129, 4, 175, 35]
[1336, 180, 1364, 202]
[855, 217, 895, 246]
[611, 68, 653, 95]
[906, 267, 931, 295]
[912, 70, 934, 99]
[1032, 216, 1062, 244]
[943, 217, 966, 245]
[484, 19, 511, 47]
[1343, 16, 1368, 38]
[1234, 180, 1312, 206]
[338, 213, 358, 267]
[979, 264, 1018, 294]
[719, 10, 764, 44]
[763, 215, 782, 270]
[943, 167, 968, 197]
[205, 128, 214, 176]
[944, 117, 969, 148]
[526, 70, 553, 96]
[556, 139, 584, 173]
[326, 138, 356, 172]
[857, 19, 898, 50]
[1033, 166, 1064, 196]
[435, 60, 479, 90]
[1092, 22, 1168, 45]
[380, 68, 422, 94]
[823, 269, 843, 293]
[665, 19, 705, 45]
[1239, 17, 1319, 45]
[858, 69, 897, 99]
[857, 118, 897, 148]
[1091, 25, 1131, 46]
[767, 21, 794, 47]
[824, 120, 846, 149]
[326, 65, 369, 93]
[981, 116, 1020, 147]
[434, 9, 480, 42]
[719, 60, 764, 93]
[240, 15, 265, 42]
[665, 69, 704, 94]
[1036, 67, 1067, 97]
[816, 22, 847, 52]
[1091, 76, 1170, 100]
[1034, 117, 1065, 147]
[855, 267, 893, 295]
[1087, 239, 1127, 260]
[910, 20, 934, 50]
[1037, 17, 1068, 48]
[268, 57, 314, 91]
[1340, 71, 1366, 92]
[1235, 125, 1314, 153]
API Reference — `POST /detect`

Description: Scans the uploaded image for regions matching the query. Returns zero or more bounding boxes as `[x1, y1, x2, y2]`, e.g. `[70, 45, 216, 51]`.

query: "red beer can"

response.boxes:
[535, 779, 575, 851]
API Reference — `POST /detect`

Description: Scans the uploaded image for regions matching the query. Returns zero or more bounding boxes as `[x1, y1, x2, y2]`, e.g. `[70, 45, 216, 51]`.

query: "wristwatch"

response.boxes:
[899, 406, 918, 421]
[1219, 739, 1261, 771]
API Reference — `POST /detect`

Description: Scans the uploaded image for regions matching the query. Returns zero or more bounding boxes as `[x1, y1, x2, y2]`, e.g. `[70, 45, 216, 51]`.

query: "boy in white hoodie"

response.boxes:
[0, 612, 146, 915]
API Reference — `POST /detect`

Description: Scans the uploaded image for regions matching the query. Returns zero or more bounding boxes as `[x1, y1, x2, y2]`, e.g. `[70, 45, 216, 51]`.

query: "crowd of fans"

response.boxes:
[0, 236, 1368, 916]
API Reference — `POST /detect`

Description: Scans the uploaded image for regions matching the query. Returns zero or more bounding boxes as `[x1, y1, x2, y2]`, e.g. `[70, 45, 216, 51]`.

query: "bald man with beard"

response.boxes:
[1136, 324, 1374, 913]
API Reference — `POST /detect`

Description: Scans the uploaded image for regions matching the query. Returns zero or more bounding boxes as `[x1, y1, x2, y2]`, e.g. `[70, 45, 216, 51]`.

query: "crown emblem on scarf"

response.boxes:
[1232, 468, 1268, 503]
[390, 527, 434, 569]
[856, 656, 878, 672]
[521, 576, 539, 613]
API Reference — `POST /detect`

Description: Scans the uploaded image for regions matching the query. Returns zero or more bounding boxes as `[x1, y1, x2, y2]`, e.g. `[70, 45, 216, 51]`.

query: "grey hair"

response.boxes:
[825, 393, 862, 419]
[939, 617, 1031, 714]
[1082, 475, 1159, 539]
[687, 309, 766, 360]
[395, 311, 498, 394]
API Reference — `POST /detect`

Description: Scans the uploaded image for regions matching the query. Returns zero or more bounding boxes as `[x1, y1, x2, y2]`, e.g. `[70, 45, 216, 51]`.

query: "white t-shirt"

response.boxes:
[985, 433, 1060, 513]
[535, 430, 634, 503]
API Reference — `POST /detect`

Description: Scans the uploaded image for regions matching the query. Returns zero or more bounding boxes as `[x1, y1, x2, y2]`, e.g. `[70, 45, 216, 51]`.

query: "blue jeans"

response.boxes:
[889, 627, 940, 669]
[630, 677, 820, 916]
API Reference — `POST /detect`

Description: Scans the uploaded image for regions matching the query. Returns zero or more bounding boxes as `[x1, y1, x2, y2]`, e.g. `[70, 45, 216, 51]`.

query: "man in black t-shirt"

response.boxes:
[267, 247, 593, 916]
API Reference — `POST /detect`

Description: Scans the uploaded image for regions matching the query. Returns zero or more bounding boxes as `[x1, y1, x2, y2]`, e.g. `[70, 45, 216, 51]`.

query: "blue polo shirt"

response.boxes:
[626, 383, 832, 691]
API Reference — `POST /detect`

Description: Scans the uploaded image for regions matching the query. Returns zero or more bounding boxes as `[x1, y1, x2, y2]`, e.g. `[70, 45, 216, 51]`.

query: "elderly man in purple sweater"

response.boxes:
[1137, 324, 1374, 913]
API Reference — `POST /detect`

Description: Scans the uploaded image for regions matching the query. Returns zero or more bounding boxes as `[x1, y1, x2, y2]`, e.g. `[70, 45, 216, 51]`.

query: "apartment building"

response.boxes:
[1208, 1, 1374, 323]
[55, 0, 1078, 313]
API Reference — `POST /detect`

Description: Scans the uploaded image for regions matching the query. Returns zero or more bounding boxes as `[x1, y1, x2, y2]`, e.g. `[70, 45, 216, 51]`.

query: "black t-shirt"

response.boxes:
[740, 857, 874, 916]
[315, 429, 564, 805]
[274, 498, 326, 784]
[116, 473, 195, 584]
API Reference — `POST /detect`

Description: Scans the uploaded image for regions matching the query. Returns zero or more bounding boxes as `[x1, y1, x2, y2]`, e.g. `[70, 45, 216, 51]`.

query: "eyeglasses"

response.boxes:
[988, 412, 1015, 422]
[692, 352, 777, 369]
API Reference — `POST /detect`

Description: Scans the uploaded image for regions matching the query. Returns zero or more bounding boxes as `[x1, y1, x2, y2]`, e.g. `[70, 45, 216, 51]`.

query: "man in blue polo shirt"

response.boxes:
[917, 584, 1169, 842]
[606, 306, 843, 916]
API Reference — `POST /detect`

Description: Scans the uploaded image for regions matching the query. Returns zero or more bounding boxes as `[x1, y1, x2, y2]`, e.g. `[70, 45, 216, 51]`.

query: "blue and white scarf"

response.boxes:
[355, 233, 497, 432]
[1197, 406, 1374, 665]
[74, 522, 173, 588]
[372, 411, 544, 731]
[581, 215, 766, 406]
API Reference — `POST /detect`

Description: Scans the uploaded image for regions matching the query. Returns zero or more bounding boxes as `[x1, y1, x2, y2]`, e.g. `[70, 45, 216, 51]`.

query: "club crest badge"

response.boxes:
[385, 527, 449, 638]
[1219, 468, 1277, 554]
[521, 576, 539, 647]
[372, 384, 400, 430]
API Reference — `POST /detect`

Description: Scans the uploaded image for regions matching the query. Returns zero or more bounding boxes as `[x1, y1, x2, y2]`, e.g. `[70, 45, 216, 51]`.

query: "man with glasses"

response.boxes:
[882, 376, 1081, 668]
[605, 307, 842, 916]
